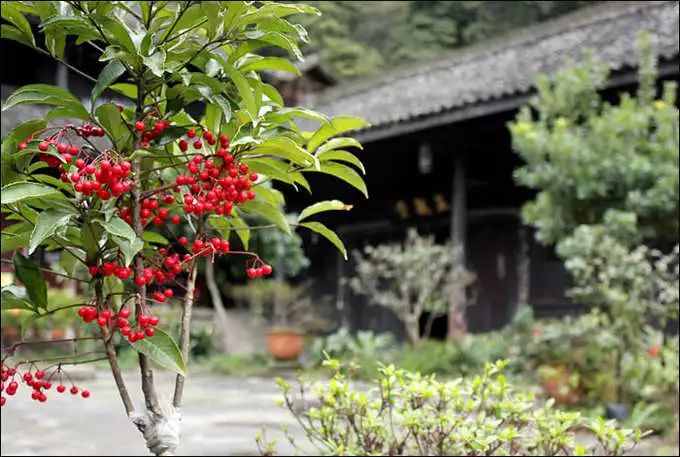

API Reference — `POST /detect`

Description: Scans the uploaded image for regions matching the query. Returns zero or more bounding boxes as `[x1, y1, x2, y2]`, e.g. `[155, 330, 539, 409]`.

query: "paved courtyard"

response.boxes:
[1, 370, 307, 456]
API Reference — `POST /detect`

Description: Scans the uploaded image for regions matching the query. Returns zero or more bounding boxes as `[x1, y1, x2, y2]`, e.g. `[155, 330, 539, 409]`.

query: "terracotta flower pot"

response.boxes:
[266, 329, 305, 361]
[539, 365, 581, 405]
[51, 328, 67, 339]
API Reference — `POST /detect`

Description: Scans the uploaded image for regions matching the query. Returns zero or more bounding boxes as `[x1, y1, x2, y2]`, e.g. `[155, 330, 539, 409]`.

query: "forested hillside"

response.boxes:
[298, 1, 595, 79]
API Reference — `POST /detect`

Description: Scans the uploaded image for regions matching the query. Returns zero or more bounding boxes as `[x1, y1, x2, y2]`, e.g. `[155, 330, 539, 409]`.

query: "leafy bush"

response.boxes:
[261, 359, 649, 456]
[348, 230, 474, 343]
[309, 328, 396, 378]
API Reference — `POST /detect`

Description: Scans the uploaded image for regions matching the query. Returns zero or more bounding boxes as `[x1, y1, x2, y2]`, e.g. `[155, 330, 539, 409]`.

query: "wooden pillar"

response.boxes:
[447, 153, 467, 340]
[516, 225, 531, 310]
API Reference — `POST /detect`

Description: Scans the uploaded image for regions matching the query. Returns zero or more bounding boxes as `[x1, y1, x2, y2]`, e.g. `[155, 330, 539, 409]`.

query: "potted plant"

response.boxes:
[230, 281, 335, 361]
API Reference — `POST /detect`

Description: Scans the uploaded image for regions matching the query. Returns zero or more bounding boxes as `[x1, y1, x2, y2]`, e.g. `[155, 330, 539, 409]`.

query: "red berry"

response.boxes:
[97, 316, 108, 326]
[171, 215, 181, 224]
[262, 264, 273, 275]
[35, 370, 45, 380]
[89, 265, 99, 276]
[38, 142, 49, 151]
[187, 129, 196, 138]
[134, 276, 146, 286]
[145, 328, 155, 337]
[119, 307, 131, 318]
[70, 386, 79, 395]
[135, 121, 146, 131]
[57, 385, 66, 393]
[163, 288, 174, 298]
[246, 268, 257, 279]
[193, 140, 203, 149]
[18, 142, 27, 150]
[68, 146, 78, 154]
[81, 390, 90, 398]
[178, 236, 189, 246]
[149, 316, 159, 326]
[57, 143, 68, 154]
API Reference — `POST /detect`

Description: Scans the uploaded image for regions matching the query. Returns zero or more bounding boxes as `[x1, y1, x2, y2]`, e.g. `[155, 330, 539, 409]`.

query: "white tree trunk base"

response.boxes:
[130, 406, 181, 456]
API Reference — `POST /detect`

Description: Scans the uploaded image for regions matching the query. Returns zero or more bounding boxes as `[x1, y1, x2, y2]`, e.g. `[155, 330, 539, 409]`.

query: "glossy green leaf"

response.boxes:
[13, 252, 47, 309]
[298, 200, 353, 222]
[29, 209, 72, 254]
[316, 137, 363, 155]
[113, 235, 143, 267]
[1, 182, 60, 205]
[97, 216, 135, 241]
[310, 162, 368, 198]
[2, 84, 88, 119]
[246, 137, 318, 169]
[1, 24, 33, 48]
[91, 60, 126, 103]
[238, 199, 291, 235]
[299, 221, 347, 260]
[127, 327, 186, 375]
[307, 116, 369, 153]
[239, 56, 300, 76]
[317, 149, 366, 174]
[95, 103, 132, 151]
[1, 2, 34, 46]
[1, 231, 30, 254]
[143, 48, 166, 77]
[142, 231, 169, 245]
[223, 62, 258, 118]
[1, 119, 46, 185]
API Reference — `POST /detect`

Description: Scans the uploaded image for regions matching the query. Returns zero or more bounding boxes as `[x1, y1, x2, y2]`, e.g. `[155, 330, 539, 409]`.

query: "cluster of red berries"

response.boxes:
[78, 306, 159, 342]
[175, 129, 258, 217]
[62, 156, 133, 199]
[75, 123, 106, 138]
[1, 363, 89, 407]
[246, 264, 273, 279]
[135, 115, 171, 148]
[118, 196, 182, 227]
[87, 260, 133, 279]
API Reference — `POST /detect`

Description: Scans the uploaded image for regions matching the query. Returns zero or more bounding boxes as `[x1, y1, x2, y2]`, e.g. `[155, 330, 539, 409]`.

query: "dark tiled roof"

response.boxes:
[311, 1, 680, 135]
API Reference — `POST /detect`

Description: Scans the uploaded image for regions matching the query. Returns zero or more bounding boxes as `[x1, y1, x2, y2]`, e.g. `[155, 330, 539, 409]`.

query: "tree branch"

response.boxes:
[173, 254, 199, 408]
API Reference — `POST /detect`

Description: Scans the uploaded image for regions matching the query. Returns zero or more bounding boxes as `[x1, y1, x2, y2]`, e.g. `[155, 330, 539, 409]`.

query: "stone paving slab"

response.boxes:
[0, 370, 308, 456]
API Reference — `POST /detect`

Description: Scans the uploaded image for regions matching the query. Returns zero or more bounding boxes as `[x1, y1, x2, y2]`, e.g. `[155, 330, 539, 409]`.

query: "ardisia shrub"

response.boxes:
[259, 359, 649, 456]
[1, 1, 367, 455]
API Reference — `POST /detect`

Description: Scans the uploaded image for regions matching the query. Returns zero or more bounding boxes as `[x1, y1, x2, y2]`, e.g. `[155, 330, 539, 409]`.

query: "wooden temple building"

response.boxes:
[287, 1, 680, 338]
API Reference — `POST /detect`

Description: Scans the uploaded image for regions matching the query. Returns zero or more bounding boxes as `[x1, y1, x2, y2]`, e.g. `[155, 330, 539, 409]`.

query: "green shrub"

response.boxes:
[261, 358, 649, 456]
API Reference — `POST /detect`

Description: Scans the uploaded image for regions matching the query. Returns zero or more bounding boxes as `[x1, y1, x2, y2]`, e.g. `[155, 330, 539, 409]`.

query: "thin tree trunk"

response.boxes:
[205, 259, 230, 353]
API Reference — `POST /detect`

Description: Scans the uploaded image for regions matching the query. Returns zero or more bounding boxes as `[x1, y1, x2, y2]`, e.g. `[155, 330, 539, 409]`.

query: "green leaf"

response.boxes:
[29, 209, 72, 255]
[318, 149, 366, 174]
[265, 107, 327, 124]
[142, 231, 169, 245]
[97, 216, 135, 241]
[113, 236, 143, 267]
[1, 231, 30, 253]
[143, 48, 166, 77]
[1, 119, 46, 185]
[1, 182, 60, 204]
[298, 200, 353, 223]
[311, 162, 368, 198]
[243, 30, 303, 60]
[95, 103, 132, 151]
[2, 84, 88, 119]
[127, 327, 186, 375]
[239, 56, 300, 76]
[243, 158, 296, 186]
[13, 252, 47, 309]
[109, 83, 138, 99]
[1, 2, 34, 46]
[299, 222, 347, 260]
[1, 24, 34, 48]
[246, 137, 318, 169]
[1, 297, 34, 311]
[223, 62, 258, 119]
[91, 60, 126, 103]
[307, 116, 369, 153]
[316, 137, 363, 155]
[238, 199, 291, 235]
[230, 215, 251, 250]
